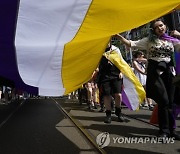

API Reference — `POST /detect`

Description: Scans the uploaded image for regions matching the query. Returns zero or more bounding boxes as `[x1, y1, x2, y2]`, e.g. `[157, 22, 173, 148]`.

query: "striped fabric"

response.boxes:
[0, 0, 179, 96]
[104, 50, 145, 110]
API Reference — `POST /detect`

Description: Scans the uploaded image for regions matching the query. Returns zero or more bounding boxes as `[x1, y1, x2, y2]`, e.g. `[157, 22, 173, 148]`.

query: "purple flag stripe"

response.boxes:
[122, 90, 133, 110]
[175, 52, 180, 74]
[0, 1, 38, 94]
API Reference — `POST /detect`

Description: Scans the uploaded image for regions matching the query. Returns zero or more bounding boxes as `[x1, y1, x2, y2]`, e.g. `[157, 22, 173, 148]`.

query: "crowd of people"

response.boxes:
[0, 86, 32, 105]
[0, 86, 16, 105]
[69, 18, 180, 140]
[1, 17, 179, 141]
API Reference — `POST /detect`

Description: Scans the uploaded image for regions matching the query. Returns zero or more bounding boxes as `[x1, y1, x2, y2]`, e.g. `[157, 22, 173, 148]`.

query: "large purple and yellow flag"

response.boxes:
[0, 0, 179, 96]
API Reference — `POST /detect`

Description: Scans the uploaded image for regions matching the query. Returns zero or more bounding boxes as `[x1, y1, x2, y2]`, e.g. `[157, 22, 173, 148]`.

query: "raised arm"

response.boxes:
[170, 30, 180, 39]
[133, 60, 146, 75]
[115, 34, 131, 47]
[115, 34, 149, 51]
[170, 30, 180, 52]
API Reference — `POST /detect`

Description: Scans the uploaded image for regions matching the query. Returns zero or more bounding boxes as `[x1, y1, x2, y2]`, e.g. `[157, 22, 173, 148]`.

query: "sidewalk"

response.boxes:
[57, 98, 180, 154]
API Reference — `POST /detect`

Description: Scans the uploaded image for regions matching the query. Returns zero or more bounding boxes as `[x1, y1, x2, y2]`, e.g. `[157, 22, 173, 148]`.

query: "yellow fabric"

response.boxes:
[62, 0, 180, 94]
[103, 50, 146, 104]
[175, 4, 180, 10]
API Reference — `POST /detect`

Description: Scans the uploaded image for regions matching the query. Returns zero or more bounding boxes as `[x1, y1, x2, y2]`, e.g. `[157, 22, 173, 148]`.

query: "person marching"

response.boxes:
[116, 18, 180, 140]
[132, 51, 154, 110]
[98, 41, 124, 123]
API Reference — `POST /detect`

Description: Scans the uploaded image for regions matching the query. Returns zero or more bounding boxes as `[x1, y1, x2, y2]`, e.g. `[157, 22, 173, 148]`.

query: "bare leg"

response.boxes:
[114, 93, 122, 108]
[104, 95, 111, 111]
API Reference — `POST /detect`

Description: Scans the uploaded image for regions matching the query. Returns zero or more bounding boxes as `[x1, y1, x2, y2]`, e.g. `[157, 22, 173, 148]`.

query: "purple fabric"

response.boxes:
[161, 33, 180, 43]
[173, 105, 180, 118]
[0, 1, 38, 94]
[173, 105, 180, 129]
[161, 34, 180, 74]
[175, 52, 180, 74]
[161, 34, 180, 128]
[122, 90, 133, 110]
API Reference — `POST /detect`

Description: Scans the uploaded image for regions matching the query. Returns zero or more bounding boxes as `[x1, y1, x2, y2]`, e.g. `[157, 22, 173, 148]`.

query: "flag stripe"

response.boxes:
[15, 0, 92, 96]
[0, 1, 38, 94]
[62, 0, 180, 95]
[122, 90, 133, 110]
[0, 1, 179, 96]
[123, 76, 140, 110]
[175, 52, 180, 74]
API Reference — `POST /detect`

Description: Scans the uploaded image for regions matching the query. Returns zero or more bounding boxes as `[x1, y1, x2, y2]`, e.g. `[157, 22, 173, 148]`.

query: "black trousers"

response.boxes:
[158, 70, 175, 134]
[146, 60, 175, 134]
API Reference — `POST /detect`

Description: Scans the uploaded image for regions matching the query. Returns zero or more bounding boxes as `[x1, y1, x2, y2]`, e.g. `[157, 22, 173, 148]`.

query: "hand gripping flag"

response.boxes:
[0, 0, 179, 96]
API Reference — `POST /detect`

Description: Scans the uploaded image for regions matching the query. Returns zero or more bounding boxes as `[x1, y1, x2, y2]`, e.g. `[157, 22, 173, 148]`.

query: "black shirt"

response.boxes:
[98, 56, 120, 83]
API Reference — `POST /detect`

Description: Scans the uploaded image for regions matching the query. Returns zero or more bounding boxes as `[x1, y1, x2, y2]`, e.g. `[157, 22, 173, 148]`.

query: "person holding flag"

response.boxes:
[116, 18, 180, 140]
[98, 42, 125, 123]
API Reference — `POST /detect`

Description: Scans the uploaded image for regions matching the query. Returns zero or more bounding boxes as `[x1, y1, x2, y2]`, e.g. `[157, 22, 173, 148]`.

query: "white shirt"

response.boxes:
[130, 37, 180, 63]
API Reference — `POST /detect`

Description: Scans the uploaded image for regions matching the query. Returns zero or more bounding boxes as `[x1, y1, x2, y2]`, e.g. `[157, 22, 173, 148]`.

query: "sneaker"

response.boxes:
[143, 103, 149, 108]
[88, 105, 94, 111]
[104, 110, 111, 123]
[117, 113, 125, 122]
[93, 105, 98, 109]
[149, 105, 154, 111]
[115, 107, 125, 122]
[99, 108, 105, 112]
[104, 116, 111, 123]
[111, 108, 115, 114]
[158, 132, 170, 138]
[139, 104, 143, 109]
[171, 131, 180, 140]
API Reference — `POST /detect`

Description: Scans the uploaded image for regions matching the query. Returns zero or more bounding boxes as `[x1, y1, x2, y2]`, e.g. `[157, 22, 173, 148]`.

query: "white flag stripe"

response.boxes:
[123, 76, 140, 110]
[15, 0, 92, 96]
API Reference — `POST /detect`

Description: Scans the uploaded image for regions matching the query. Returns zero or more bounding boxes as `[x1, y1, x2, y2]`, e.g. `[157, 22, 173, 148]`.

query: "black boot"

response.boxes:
[170, 130, 180, 140]
[115, 107, 125, 122]
[99, 102, 105, 112]
[104, 110, 111, 123]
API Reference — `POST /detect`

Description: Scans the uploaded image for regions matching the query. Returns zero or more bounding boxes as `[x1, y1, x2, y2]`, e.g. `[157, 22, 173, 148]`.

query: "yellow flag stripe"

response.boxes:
[62, 0, 180, 94]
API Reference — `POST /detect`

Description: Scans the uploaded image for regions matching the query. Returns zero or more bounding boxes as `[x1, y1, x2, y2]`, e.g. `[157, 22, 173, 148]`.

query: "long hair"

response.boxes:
[133, 51, 143, 59]
[148, 18, 166, 43]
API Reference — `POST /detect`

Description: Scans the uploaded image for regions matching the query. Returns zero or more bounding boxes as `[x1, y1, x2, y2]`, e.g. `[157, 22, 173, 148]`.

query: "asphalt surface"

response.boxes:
[57, 98, 180, 154]
[0, 98, 98, 154]
[0, 98, 180, 154]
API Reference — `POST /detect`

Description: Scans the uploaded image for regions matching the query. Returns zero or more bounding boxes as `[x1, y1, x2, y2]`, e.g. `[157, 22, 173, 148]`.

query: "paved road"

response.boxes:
[0, 98, 98, 154]
[0, 98, 180, 154]
[57, 98, 180, 154]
